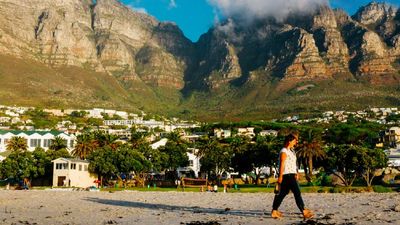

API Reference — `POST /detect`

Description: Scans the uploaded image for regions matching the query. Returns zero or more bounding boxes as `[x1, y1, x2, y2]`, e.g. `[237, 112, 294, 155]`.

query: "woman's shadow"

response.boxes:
[84, 197, 281, 218]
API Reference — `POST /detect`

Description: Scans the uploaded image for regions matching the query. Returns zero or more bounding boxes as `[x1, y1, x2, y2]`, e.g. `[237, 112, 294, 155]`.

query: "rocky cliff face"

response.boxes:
[0, 0, 99, 67]
[0, 0, 193, 89]
[0, 1, 399, 96]
[188, 2, 400, 90]
[312, 7, 350, 76]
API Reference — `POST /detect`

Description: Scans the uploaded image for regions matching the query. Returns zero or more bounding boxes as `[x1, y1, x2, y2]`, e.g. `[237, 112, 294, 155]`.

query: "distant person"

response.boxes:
[213, 184, 218, 192]
[207, 183, 213, 192]
[23, 177, 29, 190]
[271, 133, 313, 219]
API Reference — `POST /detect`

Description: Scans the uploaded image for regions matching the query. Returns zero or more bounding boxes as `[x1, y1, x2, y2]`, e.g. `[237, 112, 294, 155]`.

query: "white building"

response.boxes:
[259, 130, 278, 137]
[384, 127, 400, 148]
[86, 108, 105, 118]
[214, 128, 232, 139]
[0, 117, 10, 123]
[5, 110, 19, 117]
[237, 127, 255, 138]
[178, 148, 201, 178]
[115, 111, 128, 119]
[52, 158, 97, 187]
[0, 130, 76, 152]
[103, 119, 140, 127]
[150, 138, 168, 149]
[44, 109, 65, 116]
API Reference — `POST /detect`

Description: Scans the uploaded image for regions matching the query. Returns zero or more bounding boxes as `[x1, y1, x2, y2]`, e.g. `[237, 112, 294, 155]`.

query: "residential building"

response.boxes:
[259, 130, 278, 137]
[214, 128, 231, 139]
[384, 127, 400, 148]
[237, 127, 255, 138]
[0, 130, 76, 152]
[0, 117, 10, 123]
[178, 148, 201, 178]
[86, 108, 105, 118]
[52, 158, 97, 187]
[44, 109, 65, 116]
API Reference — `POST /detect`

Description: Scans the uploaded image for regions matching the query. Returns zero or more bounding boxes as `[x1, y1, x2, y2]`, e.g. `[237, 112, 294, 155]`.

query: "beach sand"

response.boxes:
[0, 190, 399, 225]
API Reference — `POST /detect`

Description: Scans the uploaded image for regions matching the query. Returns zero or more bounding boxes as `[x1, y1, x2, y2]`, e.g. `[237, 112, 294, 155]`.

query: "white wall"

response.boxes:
[52, 158, 97, 188]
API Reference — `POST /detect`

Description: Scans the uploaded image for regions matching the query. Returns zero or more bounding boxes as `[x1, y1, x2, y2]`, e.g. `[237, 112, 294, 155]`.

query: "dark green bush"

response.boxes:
[372, 185, 392, 193]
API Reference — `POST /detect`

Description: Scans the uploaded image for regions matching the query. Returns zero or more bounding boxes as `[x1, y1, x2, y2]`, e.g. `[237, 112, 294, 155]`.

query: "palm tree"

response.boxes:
[49, 136, 67, 151]
[297, 129, 326, 183]
[72, 133, 98, 160]
[93, 131, 120, 150]
[6, 136, 28, 152]
[195, 137, 217, 158]
[130, 128, 150, 149]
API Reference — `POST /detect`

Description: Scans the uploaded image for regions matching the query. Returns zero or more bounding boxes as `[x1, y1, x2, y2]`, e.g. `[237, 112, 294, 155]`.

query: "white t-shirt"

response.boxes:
[279, 147, 297, 175]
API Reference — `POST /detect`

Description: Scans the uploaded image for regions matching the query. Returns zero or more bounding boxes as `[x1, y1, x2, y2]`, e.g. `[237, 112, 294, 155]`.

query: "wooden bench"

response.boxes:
[180, 177, 208, 192]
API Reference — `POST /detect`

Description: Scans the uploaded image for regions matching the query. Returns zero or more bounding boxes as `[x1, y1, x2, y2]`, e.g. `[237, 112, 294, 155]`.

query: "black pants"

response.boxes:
[272, 174, 305, 212]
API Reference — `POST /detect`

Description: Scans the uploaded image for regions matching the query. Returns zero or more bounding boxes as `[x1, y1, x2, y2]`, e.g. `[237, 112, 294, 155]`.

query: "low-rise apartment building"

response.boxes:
[0, 130, 75, 152]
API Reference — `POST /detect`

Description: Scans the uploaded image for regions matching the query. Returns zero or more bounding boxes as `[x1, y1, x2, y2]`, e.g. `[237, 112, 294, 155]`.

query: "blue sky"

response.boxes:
[121, 0, 400, 42]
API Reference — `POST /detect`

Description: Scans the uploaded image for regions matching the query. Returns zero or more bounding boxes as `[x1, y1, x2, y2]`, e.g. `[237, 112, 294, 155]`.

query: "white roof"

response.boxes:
[150, 138, 168, 149]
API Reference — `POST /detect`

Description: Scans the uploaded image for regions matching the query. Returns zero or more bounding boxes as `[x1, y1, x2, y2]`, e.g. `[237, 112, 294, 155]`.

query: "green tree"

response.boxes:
[72, 133, 98, 160]
[325, 144, 363, 187]
[6, 136, 28, 152]
[197, 138, 232, 176]
[87, 146, 117, 187]
[130, 128, 150, 148]
[297, 129, 326, 183]
[228, 136, 253, 181]
[46, 148, 71, 160]
[159, 141, 189, 172]
[32, 147, 52, 181]
[139, 145, 168, 173]
[49, 136, 67, 151]
[25, 108, 58, 129]
[93, 131, 120, 150]
[115, 146, 152, 187]
[359, 147, 388, 187]
[253, 135, 280, 184]
[0, 151, 42, 181]
[325, 122, 382, 147]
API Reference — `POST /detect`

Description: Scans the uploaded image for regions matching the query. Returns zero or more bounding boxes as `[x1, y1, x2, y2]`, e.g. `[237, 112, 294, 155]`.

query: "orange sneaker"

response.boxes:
[303, 208, 314, 219]
[271, 210, 283, 219]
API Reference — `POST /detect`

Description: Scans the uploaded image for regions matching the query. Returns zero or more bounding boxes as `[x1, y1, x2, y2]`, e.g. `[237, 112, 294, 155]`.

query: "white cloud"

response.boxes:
[132, 7, 148, 14]
[125, 2, 148, 14]
[208, 0, 329, 21]
[168, 0, 177, 9]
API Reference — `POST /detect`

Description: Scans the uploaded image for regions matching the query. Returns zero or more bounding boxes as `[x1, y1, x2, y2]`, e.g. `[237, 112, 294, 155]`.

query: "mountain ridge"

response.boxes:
[0, 0, 399, 120]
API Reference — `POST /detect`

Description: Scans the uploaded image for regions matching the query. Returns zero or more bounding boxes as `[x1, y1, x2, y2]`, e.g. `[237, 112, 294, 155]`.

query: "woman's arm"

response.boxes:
[278, 152, 287, 184]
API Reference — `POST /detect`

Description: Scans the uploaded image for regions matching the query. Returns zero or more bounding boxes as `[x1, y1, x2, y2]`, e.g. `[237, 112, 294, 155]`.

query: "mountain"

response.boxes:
[0, 1, 399, 120]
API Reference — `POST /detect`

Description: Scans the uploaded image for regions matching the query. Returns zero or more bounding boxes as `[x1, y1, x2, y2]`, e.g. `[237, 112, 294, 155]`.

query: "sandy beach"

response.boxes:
[0, 190, 399, 225]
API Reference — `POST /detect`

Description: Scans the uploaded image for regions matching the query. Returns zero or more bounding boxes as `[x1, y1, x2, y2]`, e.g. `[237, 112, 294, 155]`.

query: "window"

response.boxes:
[63, 140, 68, 147]
[56, 163, 68, 170]
[70, 163, 76, 170]
[79, 164, 82, 171]
[84, 165, 88, 171]
[189, 160, 193, 167]
[43, 139, 52, 148]
[69, 140, 74, 148]
[30, 139, 41, 147]
[4, 138, 9, 144]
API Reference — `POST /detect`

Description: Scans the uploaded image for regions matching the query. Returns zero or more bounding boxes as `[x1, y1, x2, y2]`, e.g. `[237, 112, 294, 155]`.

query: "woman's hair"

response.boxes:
[284, 133, 298, 145]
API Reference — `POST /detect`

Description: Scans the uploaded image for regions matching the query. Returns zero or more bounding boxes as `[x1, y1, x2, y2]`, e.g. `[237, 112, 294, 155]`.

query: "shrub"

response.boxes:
[373, 185, 392, 193]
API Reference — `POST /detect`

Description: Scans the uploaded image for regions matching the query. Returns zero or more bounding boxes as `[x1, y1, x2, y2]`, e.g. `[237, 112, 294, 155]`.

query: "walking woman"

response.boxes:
[271, 133, 313, 219]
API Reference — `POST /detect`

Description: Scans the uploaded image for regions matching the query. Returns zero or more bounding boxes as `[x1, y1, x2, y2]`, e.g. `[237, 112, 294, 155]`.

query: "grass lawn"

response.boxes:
[96, 184, 395, 193]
